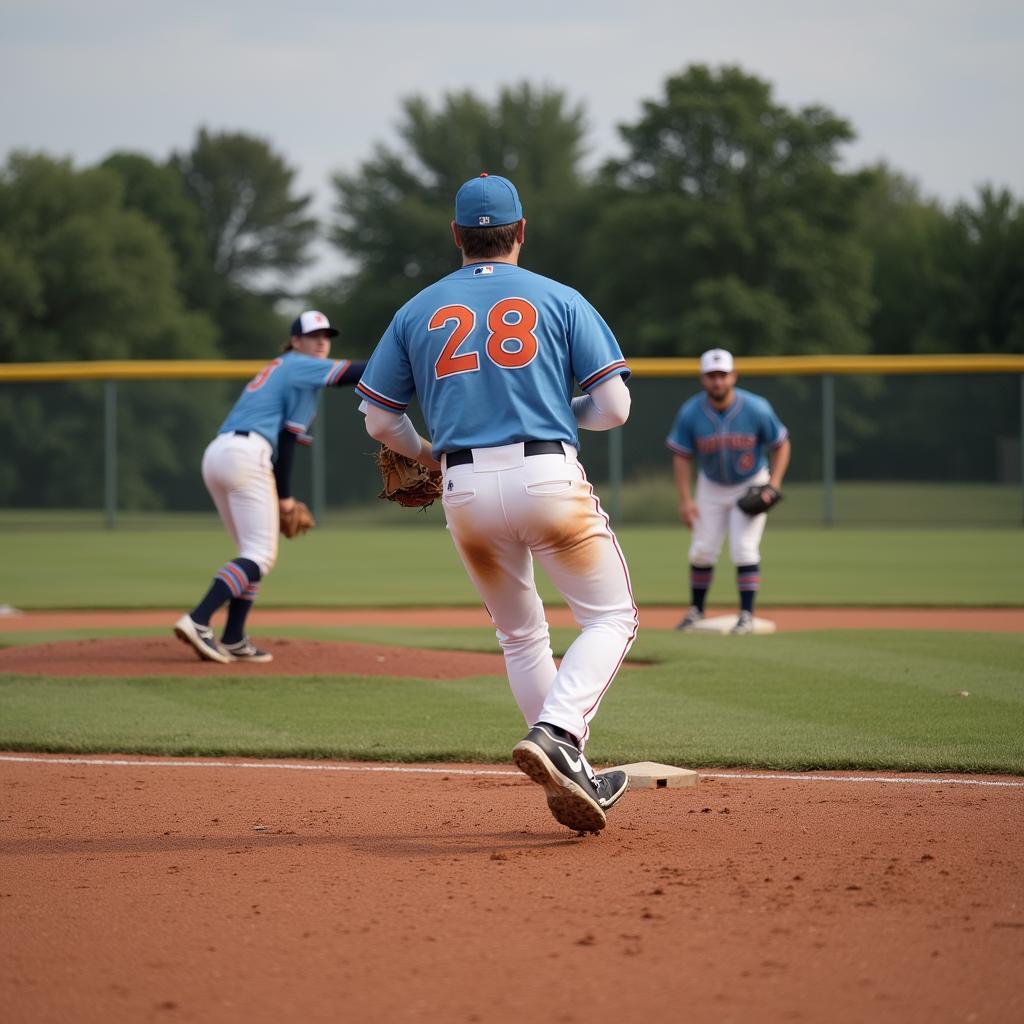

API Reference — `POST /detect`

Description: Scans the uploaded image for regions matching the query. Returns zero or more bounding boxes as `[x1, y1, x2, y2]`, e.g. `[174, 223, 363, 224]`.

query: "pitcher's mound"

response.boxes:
[0, 636, 507, 679]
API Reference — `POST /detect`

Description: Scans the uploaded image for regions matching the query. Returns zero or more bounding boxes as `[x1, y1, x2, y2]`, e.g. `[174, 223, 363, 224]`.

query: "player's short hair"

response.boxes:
[458, 222, 518, 259]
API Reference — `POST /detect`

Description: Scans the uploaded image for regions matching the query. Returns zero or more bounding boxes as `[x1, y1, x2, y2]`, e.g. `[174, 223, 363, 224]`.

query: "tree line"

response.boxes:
[1, 65, 1021, 507]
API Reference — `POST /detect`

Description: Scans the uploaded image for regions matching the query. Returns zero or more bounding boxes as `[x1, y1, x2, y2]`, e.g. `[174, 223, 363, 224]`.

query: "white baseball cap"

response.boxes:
[700, 348, 734, 374]
[291, 310, 339, 337]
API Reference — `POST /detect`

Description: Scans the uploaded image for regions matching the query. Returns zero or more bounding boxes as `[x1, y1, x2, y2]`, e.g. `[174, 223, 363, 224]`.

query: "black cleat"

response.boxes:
[223, 637, 274, 663]
[512, 723, 628, 833]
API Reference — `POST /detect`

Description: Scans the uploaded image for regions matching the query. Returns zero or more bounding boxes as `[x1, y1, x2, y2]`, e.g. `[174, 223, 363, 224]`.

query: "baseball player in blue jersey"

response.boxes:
[173, 311, 365, 664]
[666, 348, 791, 634]
[357, 173, 638, 833]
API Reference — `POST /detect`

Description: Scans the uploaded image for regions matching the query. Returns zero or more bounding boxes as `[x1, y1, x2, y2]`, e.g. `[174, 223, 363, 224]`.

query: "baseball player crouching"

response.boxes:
[357, 173, 638, 833]
[666, 348, 791, 635]
[173, 311, 366, 664]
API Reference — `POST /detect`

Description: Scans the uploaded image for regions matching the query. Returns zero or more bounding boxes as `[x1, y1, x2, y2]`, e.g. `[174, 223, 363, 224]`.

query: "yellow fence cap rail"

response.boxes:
[0, 360, 267, 382]
[1, 353, 1023, 383]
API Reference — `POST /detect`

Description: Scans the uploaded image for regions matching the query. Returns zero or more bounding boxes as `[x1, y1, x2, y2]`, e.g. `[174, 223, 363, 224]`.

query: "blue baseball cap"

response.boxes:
[454, 173, 523, 228]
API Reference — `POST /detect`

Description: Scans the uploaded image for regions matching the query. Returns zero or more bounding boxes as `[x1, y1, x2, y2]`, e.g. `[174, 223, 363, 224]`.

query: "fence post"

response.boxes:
[313, 393, 326, 523]
[822, 373, 835, 526]
[1020, 374, 1024, 526]
[608, 426, 623, 523]
[104, 380, 117, 529]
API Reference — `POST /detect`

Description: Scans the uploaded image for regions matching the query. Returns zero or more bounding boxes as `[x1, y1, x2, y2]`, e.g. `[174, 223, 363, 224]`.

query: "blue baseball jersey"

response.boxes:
[666, 387, 788, 485]
[355, 263, 629, 455]
[219, 352, 353, 455]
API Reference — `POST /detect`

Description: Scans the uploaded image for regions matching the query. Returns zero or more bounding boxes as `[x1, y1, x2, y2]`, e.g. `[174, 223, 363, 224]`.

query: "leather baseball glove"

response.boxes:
[280, 499, 316, 538]
[737, 484, 783, 516]
[375, 443, 442, 509]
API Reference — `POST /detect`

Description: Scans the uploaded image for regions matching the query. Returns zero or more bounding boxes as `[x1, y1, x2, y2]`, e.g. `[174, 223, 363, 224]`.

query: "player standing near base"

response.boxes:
[356, 173, 638, 833]
[173, 311, 365, 664]
[666, 348, 791, 635]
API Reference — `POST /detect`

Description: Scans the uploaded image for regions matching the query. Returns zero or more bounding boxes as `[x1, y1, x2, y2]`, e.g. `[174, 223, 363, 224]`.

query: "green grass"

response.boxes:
[1, 629, 1022, 773]
[619, 477, 1023, 526]
[0, 522, 1022, 608]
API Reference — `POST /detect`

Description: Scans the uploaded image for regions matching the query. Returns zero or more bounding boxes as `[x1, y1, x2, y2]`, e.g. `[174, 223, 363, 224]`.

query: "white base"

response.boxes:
[610, 761, 699, 790]
[690, 614, 776, 635]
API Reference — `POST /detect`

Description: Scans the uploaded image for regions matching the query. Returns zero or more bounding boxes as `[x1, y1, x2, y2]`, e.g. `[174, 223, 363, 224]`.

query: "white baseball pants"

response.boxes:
[441, 441, 638, 748]
[201, 432, 279, 576]
[689, 469, 771, 566]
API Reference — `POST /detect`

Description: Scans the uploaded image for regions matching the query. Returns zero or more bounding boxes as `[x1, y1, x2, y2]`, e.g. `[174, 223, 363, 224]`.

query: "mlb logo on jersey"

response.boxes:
[473, 265, 494, 276]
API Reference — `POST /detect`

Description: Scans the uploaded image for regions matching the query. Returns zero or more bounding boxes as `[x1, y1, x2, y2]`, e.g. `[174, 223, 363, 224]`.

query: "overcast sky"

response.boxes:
[3, 1, 1021, 281]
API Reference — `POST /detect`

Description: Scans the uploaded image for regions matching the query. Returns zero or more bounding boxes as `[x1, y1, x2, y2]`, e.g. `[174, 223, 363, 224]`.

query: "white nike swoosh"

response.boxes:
[559, 747, 583, 774]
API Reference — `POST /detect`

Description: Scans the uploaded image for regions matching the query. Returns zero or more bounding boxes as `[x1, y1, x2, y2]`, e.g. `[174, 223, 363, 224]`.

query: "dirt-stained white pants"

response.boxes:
[201, 432, 279, 576]
[441, 441, 638, 748]
[689, 468, 771, 566]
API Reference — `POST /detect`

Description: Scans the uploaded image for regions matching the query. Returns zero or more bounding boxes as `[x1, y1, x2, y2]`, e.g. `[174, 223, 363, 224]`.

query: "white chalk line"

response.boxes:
[0, 754, 1021, 788]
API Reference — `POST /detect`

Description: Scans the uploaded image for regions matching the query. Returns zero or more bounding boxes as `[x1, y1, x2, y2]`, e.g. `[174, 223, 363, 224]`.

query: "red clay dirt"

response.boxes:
[1, 756, 1021, 1024]
[0, 635, 506, 678]
[2, 604, 1023, 633]
[2, 607, 1022, 1022]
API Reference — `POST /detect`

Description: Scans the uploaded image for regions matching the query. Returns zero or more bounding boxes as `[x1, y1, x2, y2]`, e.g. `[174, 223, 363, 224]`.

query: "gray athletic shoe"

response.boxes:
[512, 723, 628, 833]
[675, 606, 704, 631]
[173, 615, 232, 664]
[730, 611, 755, 635]
[223, 637, 274, 663]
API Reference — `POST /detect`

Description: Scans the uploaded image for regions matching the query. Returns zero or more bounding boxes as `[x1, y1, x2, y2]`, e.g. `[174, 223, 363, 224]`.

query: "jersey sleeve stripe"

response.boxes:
[666, 439, 693, 456]
[355, 382, 408, 411]
[325, 360, 351, 385]
[579, 360, 629, 391]
[769, 427, 790, 449]
[284, 421, 307, 434]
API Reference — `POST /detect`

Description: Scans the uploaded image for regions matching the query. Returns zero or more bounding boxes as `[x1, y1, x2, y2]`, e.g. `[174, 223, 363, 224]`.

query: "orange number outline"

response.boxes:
[246, 358, 282, 392]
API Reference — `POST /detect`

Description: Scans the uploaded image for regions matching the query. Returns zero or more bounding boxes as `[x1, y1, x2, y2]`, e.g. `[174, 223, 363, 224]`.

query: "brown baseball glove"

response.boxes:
[374, 443, 442, 509]
[280, 499, 316, 538]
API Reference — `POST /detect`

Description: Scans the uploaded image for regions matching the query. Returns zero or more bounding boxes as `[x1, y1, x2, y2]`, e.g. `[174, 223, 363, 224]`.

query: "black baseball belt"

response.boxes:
[444, 440, 564, 467]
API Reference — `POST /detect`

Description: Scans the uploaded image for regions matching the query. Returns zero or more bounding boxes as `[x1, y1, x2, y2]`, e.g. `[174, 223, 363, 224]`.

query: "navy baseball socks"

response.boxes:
[676, 564, 712, 630]
[513, 723, 629, 833]
[733, 564, 759, 634]
[174, 558, 269, 663]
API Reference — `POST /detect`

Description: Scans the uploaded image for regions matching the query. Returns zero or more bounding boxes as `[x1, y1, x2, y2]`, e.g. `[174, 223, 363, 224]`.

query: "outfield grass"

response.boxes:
[1, 628, 1021, 774]
[1, 522, 1022, 608]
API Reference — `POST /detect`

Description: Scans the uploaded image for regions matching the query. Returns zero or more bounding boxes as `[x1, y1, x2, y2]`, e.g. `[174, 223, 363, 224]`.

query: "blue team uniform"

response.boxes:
[220, 352, 353, 455]
[355, 263, 629, 455]
[665, 388, 788, 484]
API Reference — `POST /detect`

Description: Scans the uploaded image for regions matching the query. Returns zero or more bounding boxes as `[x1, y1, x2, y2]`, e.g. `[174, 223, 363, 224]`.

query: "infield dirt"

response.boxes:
[1, 755, 1021, 1024]
[2, 606, 1022, 1022]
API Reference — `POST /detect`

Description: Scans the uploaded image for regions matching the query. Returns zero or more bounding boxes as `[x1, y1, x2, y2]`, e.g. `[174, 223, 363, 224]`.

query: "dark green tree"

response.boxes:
[943, 186, 1024, 354]
[854, 164, 950, 354]
[171, 129, 317, 356]
[172, 128, 317, 287]
[0, 152, 221, 508]
[101, 151, 216, 311]
[588, 65, 875, 356]
[321, 83, 596, 348]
